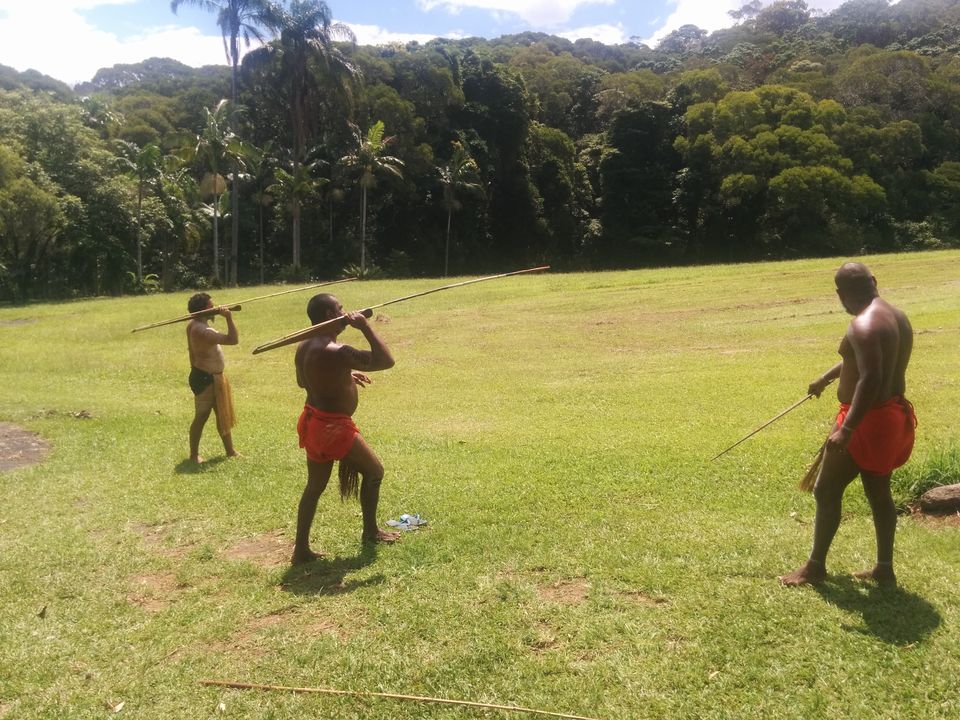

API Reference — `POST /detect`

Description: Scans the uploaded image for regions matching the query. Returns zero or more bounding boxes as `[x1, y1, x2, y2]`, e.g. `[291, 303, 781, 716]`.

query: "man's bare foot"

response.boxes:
[290, 548, 325, 565]
[190, 455, 204, 464]
[853, 564, 897, 586]
[779, 561, 827, 587]
[362, 528, 401, 544]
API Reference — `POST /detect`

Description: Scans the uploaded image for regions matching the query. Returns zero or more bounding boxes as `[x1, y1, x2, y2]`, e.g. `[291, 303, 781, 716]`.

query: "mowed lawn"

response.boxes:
[1, 251, 958, 720]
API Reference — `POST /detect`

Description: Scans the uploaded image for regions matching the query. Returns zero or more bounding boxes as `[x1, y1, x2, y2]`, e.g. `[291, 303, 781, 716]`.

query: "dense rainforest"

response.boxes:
[2, 0, 960, 301]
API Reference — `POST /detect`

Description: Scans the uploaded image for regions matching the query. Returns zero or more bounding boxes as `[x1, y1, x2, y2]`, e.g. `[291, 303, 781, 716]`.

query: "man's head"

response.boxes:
[834, 262, 878, 314]
[307, 293, 343, 326]
[188, 292, 213, 314]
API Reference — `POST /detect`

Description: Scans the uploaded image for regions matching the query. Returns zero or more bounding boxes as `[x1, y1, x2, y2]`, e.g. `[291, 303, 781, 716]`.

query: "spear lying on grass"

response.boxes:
[710, 378, 836, 461]
[251, 266, 550, 355]
[199, 679, 600, 720]
[130, 277, 357, 333]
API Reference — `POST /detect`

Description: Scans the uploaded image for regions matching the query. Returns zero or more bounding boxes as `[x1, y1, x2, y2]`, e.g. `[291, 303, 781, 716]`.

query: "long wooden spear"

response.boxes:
[130, 278, 356, 333]
[130, 304, 243, 333]
[199, 679, 600, 720]
[710, 378, 835, 461]
[251, 266, 550, 355]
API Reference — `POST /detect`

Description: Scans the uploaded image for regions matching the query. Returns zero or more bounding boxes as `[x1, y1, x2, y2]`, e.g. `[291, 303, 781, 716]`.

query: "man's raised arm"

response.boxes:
[339, 311, 395, 371]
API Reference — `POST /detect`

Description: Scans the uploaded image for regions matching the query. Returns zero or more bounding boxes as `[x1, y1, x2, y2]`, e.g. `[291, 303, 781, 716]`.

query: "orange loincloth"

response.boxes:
[836, 396, 917, 475]
[297, 406, 359, 463]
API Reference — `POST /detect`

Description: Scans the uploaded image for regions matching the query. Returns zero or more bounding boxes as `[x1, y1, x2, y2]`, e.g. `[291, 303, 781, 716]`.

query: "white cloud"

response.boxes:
[557, 23, 630, 45]
[418, 0, 614, 27]
[641, 0, 867, 49]
[0, 1, 227, 86]
[344, 22, 464, 47]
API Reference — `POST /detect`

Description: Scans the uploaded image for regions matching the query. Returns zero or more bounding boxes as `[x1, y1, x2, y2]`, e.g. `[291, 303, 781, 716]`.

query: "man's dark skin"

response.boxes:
[780, 262, 913, 587]
[292, 294, 400, 564]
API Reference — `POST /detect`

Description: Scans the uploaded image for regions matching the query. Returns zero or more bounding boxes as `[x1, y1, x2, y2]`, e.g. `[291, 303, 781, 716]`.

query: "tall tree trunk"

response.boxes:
[212, 194, 220, 281]
[445, 206, 452, 277]
[360, 185, 367, 274]
[136, 191, 143, 283]
[292, 199, 301, 269]
[229, 46, 240, 286]
[258, 189, 265, 285]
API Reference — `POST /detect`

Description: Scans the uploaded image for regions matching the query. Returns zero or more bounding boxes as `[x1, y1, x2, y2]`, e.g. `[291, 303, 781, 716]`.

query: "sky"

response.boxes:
[0, 0, 855, 88]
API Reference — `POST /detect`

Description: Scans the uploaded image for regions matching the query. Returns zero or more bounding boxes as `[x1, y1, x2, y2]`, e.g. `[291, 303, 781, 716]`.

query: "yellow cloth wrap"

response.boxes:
[213, 373, 236, 435]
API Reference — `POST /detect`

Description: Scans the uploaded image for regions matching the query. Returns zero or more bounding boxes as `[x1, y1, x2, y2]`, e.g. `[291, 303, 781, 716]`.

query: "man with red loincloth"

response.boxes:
[781, 262, 916, 587]
[291, 293, 400, 564]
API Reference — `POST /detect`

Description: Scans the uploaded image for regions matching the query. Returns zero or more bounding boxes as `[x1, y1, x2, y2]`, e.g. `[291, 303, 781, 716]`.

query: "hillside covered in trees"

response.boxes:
[2, 0, 960, 301]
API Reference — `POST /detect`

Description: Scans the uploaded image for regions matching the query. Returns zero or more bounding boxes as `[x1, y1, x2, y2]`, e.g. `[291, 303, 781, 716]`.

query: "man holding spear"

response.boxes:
[780, 263, 916, 587]
[186, 292, 240, 464]
[292, 293, 400, 564]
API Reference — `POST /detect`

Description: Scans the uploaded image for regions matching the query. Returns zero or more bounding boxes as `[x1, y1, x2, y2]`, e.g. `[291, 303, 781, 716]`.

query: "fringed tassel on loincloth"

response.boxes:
[213, 373, 236, 436]
[799, 443, 825, 492]
[338, 461, 360, 501]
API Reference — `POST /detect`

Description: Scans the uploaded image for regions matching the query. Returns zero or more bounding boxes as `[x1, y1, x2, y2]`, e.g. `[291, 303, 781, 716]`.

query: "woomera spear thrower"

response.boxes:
[130, 277, 357, 333]
[710, 378, 835, 461]
[251, 266, 550, 355]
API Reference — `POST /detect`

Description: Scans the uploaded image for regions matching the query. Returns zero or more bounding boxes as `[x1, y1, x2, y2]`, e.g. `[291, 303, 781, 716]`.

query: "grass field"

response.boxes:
[1, 251, 958, 719]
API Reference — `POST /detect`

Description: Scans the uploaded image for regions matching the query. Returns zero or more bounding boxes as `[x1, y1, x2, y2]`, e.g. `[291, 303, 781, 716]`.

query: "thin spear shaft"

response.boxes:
[232, 276, 356, 306]
[131, 304, 242, 333]
[251, 266, 550, 355]
[711, 378, 835, 461]
[130, 278, 356, 333]
[199, 680, 600, 720]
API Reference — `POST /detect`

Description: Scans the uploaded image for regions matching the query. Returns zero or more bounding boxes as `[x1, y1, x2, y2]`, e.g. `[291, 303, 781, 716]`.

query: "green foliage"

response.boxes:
[5, 0, 960, 295]
[892, 442, 960, 507]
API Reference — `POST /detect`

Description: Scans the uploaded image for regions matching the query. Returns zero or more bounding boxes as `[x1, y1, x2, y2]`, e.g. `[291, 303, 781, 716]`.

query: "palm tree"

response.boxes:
[267, 155, 326, 273]
[189, 99, 245, 281]
[170, 0, 279, 285]
[265, 0, 357, 268]
[239, 140, 276, 284]
[438, 141, 482, 276]
[339, 121, 404, 274]
[115, 140, 163, 283]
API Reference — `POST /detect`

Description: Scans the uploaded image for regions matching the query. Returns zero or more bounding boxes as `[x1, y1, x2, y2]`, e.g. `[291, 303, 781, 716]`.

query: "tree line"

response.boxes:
[2, 0, 960, 302]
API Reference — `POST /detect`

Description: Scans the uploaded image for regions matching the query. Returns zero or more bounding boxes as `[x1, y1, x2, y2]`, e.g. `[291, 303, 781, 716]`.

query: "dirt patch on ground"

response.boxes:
[223, 530, 290, 568]
[127, 572, 181, 612]
[528, 620, 560, 653]
[129, 521, 196, 560]
[0, 318, 35, 326]
[537, 578, 590, 605]
[210, 607, 345, 657]
[0, 422, 51, 472]
[619, 589, 670, 607]
[909, 510, 960, 529]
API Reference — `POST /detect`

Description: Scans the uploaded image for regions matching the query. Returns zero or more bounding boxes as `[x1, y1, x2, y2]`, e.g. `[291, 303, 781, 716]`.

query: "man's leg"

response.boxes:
[342, 435, 400, 544]
[189, 406, 212, 463]
[292, 459, 333, 564]
[855, 471, 897, 585]
[780, 440, 860, 586]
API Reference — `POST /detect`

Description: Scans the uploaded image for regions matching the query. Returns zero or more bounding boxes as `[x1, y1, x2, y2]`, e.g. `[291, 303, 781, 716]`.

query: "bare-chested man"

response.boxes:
[186, 292, 239, 463]
[292, 293, 400, 564]
[781, 263, 916, 587]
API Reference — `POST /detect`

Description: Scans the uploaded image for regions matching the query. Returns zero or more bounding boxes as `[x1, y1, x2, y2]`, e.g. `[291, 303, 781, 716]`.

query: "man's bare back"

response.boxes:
[835, 297, 912, 406]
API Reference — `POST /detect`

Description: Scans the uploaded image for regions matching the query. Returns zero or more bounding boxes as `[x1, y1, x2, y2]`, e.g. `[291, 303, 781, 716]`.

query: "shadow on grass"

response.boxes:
[815, 577, 941, 645]
[174, 457, 227, 474]
[279, 545, 383, 597]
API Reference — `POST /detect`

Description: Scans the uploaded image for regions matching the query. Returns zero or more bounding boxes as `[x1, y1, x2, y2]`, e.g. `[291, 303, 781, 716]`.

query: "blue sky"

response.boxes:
[0, 0, 851, 87]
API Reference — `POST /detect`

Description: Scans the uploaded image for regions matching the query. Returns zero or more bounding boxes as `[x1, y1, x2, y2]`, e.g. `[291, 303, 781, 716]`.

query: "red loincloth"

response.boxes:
[836, 396, 917, 475]
[297, 406, 359, 463]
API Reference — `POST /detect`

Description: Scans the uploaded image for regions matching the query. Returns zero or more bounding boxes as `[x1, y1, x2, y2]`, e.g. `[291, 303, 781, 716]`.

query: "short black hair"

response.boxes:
[835, 262, 875, 297]
[188, 292, 212, 314]
[307, 293, 340, 324]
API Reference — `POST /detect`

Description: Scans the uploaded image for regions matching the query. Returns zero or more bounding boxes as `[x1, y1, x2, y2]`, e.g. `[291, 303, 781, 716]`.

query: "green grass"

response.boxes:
[1, 251, 959, 719]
